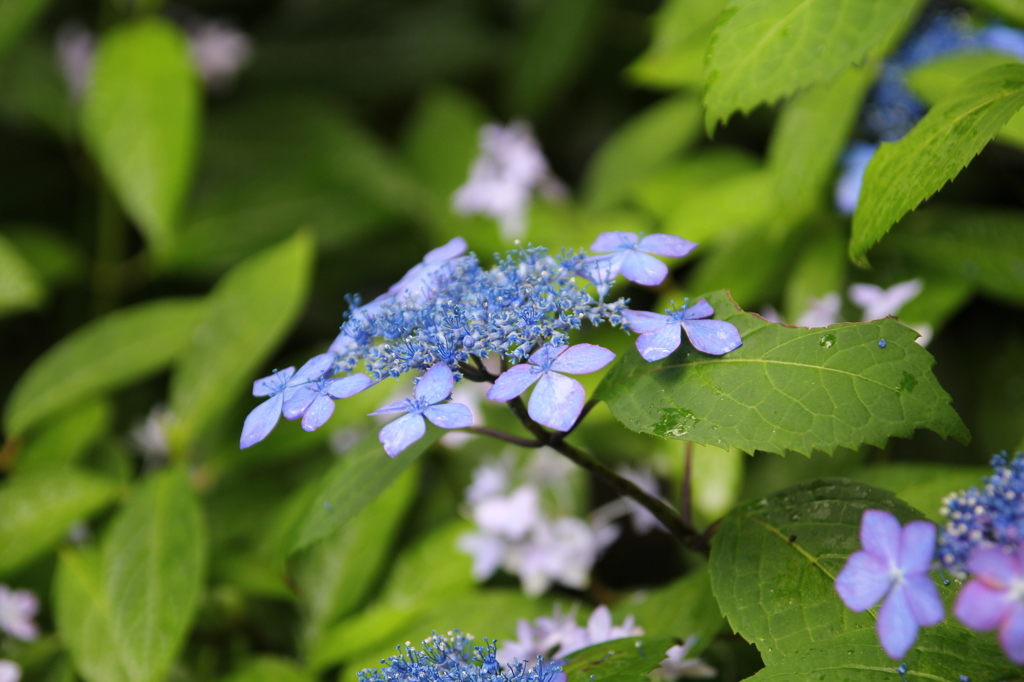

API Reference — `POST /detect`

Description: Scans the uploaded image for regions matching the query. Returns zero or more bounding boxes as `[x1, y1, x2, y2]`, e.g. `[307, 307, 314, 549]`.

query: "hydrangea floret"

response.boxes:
[953, 546, 1024, 663]
[0, 585, 39, 642]
[622, 299, 742, 361]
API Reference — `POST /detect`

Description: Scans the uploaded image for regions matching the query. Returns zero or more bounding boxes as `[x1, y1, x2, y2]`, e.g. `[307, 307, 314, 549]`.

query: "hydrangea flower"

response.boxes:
[834, 142, 877, 216]
[0, 660, 20, 682]
[486, 343, 615, 431]
[498, 605, 643, 665]
[623, 300, 742, 361]
[834, 510, 944, 659]
[0, 585, 39, 641]
[953, 546, 1024, 663]
[584, 232, 696, 288]
[590, 466, 666, 535]
[848, 279, 923, 322]
[652, 637, 717, 681]
[369, 363, 473, 456]
[554, 605, 644, 657]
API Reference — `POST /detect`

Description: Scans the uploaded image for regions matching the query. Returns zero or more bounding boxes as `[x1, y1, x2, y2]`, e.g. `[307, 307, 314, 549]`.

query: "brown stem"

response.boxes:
[682, 441, 693, 528]
[463, 426, 543, 448]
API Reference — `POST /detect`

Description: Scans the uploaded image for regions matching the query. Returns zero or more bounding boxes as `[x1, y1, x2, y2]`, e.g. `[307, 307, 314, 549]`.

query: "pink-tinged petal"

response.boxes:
[954, 580, 1010, 631]
[282, 385, 317, 420]
[878, 583, 919, 660]
[680, 319, 742, 355]
[424, 403, 473, 429]
[325, 373, 373, 399]
[591, 231, 638, 252]
[636, 323, 682, 362]
[415, 363, 455, 404]
[253, 367, 295, 397]
[378, 413, 426, 457]
[1000, 603, 1024, 664]
[638, 233, 697, 258]
[968, 547, 1020, 590]
[899, 521, 937, 574]
[623, 309, 671, 334]
[301, 393, 336, 432]
[860, 510, 901, 566]
[679, 299, 714, 320]
[528, 373, 585, 431]
[293, 353, 336, 383]
[368, 400, 409, 416]
[487, 364, 540, 402]
[903, 573, 944, 626]
[423, 236, 468, 263]
[619, 251, 669, 286]
[835, 550, 891, 611]
[550, 343, 616, 375]
[240, 394, 284, 448]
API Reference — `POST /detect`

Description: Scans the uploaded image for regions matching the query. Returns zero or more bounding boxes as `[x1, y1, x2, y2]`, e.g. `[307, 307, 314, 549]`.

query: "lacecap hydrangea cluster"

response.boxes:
[240, 232, 742, 456]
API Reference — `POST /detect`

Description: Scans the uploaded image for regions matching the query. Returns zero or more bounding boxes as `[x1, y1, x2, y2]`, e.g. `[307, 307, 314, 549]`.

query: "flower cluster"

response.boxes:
[0, 584, 40, 682]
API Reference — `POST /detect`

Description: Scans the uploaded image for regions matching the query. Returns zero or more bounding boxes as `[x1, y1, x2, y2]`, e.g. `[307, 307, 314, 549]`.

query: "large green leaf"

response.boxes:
[563, 636, 677, 682]
[596, 290, 969, 456]
[851, 63, 1024, 265]
[0, 0, 55, 66]
[81, 18, 200, 258]
[0, 469, 119, 576]
[967, 0, 1024, 25]
[3, 298, 206, 436]
[218, 657, 315, 682]
[103, 468, 206, 682]
[0, 232, 45, 317]
[709, 479, 1020, 680]
[782, 220, 848, 323]
[17, 400, 113, 473]
[611, 566, 724, 650]
[703, 0, 918, 132]
[168, 233, 313, 453]
[627, 0, 728, 90]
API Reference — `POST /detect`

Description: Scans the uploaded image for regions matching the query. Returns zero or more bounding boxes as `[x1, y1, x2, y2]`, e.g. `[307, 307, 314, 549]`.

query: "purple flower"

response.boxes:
[622, 300, 742, 361]
[953, 546, 1024, 664]
[486, 343, 615, 432]
[369, 363, 473, 457]
[585, 232, 697, 287]
[835, 510, 945, 660]
[0, 585, 39, 642]
[281, 353, 373, 431]
[241, 366, 297, 449]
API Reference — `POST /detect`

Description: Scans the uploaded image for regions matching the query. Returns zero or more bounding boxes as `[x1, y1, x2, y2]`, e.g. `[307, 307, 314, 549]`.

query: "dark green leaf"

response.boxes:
[0, 231, 45, 316]
[966, 0, 1024, 26]
[0, 0, 55, 66]
[611, 566, 724, 651]
[563, 635, 677, 682]
[597, 290, 969, 456]
[851, 463, 990, 523]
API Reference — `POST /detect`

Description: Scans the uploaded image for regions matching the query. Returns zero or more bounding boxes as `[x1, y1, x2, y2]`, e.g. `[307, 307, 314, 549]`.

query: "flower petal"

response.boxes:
[898, 520, 937, 574]
[860, 509, 901, 566]
[679, 299, 715, 320]
[527, 343, 566, 367]
[591, 231, 638, 252]
[954, 579, 1009, 631]
[368, 399, 409, 416]
[301, 393, 336, 432]
[638, 233, 697, 258]
[528, 372, 584, 431]
[680, 319, 742, 355]
[835, 550, 891, 611]
[282, 385, 317, 420]
[903, 573, 944, 626]
[878, 583, 919, 660]
[292, 352, 337, 384]
[549, 343, 616, 375]
[623, 309, 671, 334]
[325, 373, 373, 399]
[253, 367, 295, 397]
[415, 363, 455, 404]
[619, 251, 669, 286]
[423, 236, 468, 263]
[636, 323, 682, 362]
[378, 413, 426, 457]
[240, 394, 284, 449]
[487, 364, 540, 402]
[968, 547, 1020, 590]
[424, 403, 474, 429]
[999, 603, 1024, 664]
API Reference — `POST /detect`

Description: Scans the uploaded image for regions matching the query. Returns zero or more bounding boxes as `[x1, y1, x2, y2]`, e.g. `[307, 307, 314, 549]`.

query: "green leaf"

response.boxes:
[81, 18, 200, 258]
[0, 468, 119, 576]
[850, 463, 989, 523]
[376, 520, 475, 607]
[709, 479, 1020, 680]
[0, 39, 76, 140]
[103, 468, 207, 682]
[563, 635, 677, 682]
[54, 549, 130, 682]
[3, 297, 206, 436]
[596, 290, 969, 456]
[3, 224, 84, 287]
[703, 0, 918, 132]
[218, 657, 315, 682]
[402, 87, 489, 198]
[582, 94, 703, 210]
[684, 228, 796, 308]
[168, 233, 313, 452]
[0, 0, 56, 66]
[966, 0, 1024, 25]
[287, 429, 440, 554]
[17, 400, 113, 473]
[0, 231, 45, 317]
[851, 63, 1024, 265]
[611, 566, 724, 650]
[782, 220, 848, 322]
[627, 0, 728, 90]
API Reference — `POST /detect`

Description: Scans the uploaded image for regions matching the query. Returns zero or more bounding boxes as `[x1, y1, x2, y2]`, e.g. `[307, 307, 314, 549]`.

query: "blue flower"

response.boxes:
[486, 343, 615, 432]
[835, 509, 944, 660]
[584, 232, 697, 288]
[369, 363, 473, 456]
[622, 299, 742, 361]
[954, 546, 1024, 664]
[834, 142, 877, 216]
[240, 367, 297, 449]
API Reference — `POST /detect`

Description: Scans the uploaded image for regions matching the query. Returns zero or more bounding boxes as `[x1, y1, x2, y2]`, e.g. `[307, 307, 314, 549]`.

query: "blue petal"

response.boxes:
[486, 364, 539, 402]
[424, 403, 473, 429]
[415, 363, 455, 404]
[253, 367, 295, 397]
[378, 413, 426, 457]
[549, 343, 615, 375]
[325, 373, 373, 399]
[904, 573, 944, 626]
[591, 231, 638, 252]
[898, 521, 936, 574]
[680, 319, 742, 355]
[638, 233, 697, 258]
[240, 394, 284, 448]
[619, 251, 668, 286]
[878, 583, 919, 660]
[368, 399, 410, 416]
[292, 353, 337, 384]
[528, 372, 584, 432]
[301, 393, 336, 432]
[860, 509, 901, 566]
[835, 550, 890, 612]
[954, 579, 1008, 630]
[679, 299, 715, 320]
[423, 236, 468, 263]
[282, 385, 317, 420]
[623, 309, 671, 334]
[636, 323, 682, 362]
[1000, 603, 1024, 664]
[528, 343, 565, 367]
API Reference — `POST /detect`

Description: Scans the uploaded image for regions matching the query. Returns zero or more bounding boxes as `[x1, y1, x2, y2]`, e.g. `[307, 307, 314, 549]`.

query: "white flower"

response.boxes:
[0, 585, 39, 641]
[0, 660, 21, 682]
[794, 292, 842, 328]
[55, 22, 94, 99]
[554, 605, 645, 658]
[591, 466, 666, 535]
[514, 517, 618, 597]
[130, 403, 172, 466]
[473, 485, 542, 541]
[848, 278, 922, 321]
[186, 20, 252, 91]
[456, 531, 508, 581]
[651, 637, 717, 680]
[498, 604, 642, 666]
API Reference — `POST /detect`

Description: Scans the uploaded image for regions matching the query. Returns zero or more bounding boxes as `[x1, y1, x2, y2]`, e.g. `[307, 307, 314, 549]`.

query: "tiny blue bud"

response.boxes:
[879, 339, 887, 348]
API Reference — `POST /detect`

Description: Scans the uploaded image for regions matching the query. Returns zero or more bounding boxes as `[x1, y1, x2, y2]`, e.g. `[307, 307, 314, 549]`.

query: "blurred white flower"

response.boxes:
[186, 20, 252, 91]
[794, 292, 842, 328]
[0, 585, 39, 641]
[0, 660, 21, 682]
[513, 516, 619, 596]
[473, 485, 542, 540]
[130, 403, 172, 467]
[554, 605, 644, 658]
[651, 637, 717, 680]
[848, 278, 922, 321]
[55, 22, 94, 99]
[591, 466, 667, 535]
[498, 604, 642, 666]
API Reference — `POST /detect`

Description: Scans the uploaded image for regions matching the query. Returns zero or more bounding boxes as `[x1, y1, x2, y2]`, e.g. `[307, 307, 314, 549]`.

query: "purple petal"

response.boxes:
[325, 373, 373, 399]
[580, 255, 621, 283]
[424, 403, 474, 429]
[637, 323, 682, 362]
[240, 394, 284, 448]
[301, 393, 336, 432]
[528, 372, 585, 432]
[860, 510, 901, 565]
[378, 413, 426, 457]
[527, 343, 566, 367]
[638, 233, 697, 258]
[550, 343, 616, 375]
[878, 583, 919, 660]
[681, 320, 742, 355]
[1000, 603, 1024, 664]
[679, 299, 715, 320]
[903, 573, 944, 626]
[415, 363, 455, 404]
[487, 364, 540, 402]
[423, 236, 468, 263]
[835, 550, 891, 611]
[368, 399, 410, 416]
[954, 580, 1008, 631]
[292, 353, 337, 384]
[253, 367, 295, 397]
[591, 231, 638, 252]
[282, 385, 317, 420]
[968, 547, 1020, 589]
[619, 251, 669, 286]
[623, 309, 671, 334]
[898, 521, 937, 574]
